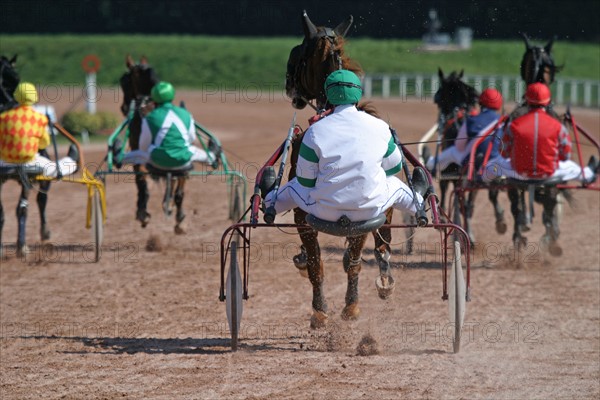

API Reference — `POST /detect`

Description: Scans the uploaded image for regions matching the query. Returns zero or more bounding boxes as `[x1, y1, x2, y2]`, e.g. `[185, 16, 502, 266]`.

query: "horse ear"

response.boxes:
[520, 32, 532, 49]
[459, 69, 464, 78]
[140, 56, 148, 65]
[438, 67, 444, 80]
[302, 9, 318, 39]
[544, 36, 555, 53]
[126, 54, 135, 69]
[9, 54, 17, 65]
[334, 15, 354, 37]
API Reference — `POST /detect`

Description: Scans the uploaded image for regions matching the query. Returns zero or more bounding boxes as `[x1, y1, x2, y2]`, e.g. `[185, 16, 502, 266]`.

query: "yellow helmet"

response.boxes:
[14, 82, 38, 105]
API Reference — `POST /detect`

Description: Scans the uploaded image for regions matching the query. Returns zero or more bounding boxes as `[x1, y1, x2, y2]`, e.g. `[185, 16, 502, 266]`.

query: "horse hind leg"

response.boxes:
[489, 187, 507, 234]
[16, 184, 30, 257]
[464, 190, 477, 245]
[374, 209, 395, 299]
[173, 177, 186, 235]
[539, 187, 562, 257]
[294, 209, 328, 329]
[134, 165, 151, 227]
[341, 234, 367, 321]
[37, 180, 51, 241]
[508, 187, 527, 252]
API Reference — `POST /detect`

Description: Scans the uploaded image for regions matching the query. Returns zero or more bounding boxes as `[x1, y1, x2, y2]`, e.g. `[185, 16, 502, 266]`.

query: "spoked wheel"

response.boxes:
[448, 240, 466, 353]
[226, 237, 243, 351]
[91, 189, 103, 262]
[229, 181, 242, 223]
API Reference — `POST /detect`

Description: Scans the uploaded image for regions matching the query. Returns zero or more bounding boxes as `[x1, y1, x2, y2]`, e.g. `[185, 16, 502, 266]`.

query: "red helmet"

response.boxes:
[479, 88, 503, 110]
[525, 83, 551, 106]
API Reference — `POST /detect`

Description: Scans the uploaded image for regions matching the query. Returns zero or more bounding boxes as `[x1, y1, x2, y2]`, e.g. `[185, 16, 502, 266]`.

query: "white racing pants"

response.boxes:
[265, 175, 423, 222]
[482, 157, 595, 183]
[121, 146, 213, 166]
[0, 153, 77, 178]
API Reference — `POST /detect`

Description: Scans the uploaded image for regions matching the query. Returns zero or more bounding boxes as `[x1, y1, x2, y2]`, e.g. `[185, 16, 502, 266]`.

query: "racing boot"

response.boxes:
[112, 138, 123, 169]
[67, 144, 80, 173]
[208, 138, 222, 169]
[259, 166, 277, 199]
[412, 166, 431, 227]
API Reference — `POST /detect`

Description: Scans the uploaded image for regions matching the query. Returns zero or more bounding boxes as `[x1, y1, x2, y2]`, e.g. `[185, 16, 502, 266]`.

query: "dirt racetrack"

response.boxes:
[1, 89, 599, 399]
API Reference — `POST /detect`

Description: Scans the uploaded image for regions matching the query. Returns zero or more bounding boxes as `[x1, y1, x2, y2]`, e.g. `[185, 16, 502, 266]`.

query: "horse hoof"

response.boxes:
[375, 275, 396, 300]
[16, 245, 30, 258]
[341, 303, 360, 321]
[310, 310, 328, 329]
[293, 246, 307, 269]
[136, 211, 151, 228]
[297, 266, 309, 278]
[41, 228, 51, 241]
[514, 236, 528, 251]
[548, 243, 563, 257]
[495, 220, 507, 234]
[174, 224, 186, 235]
[541, 235, 562, 257]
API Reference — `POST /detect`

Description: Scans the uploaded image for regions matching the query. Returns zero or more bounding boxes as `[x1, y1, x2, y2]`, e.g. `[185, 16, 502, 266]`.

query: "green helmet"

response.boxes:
[151, 81, 175, 104]
[324, 70, 363, 105]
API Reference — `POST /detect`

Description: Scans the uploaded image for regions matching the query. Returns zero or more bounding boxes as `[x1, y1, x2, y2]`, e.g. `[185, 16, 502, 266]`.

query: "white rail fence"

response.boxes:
[363, 73, 600, 108]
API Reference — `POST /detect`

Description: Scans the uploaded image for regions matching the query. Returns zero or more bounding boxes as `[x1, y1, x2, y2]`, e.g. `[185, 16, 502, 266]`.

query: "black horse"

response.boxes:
[0, 55, 52, 257]
[0, 55, 19, 113]
[504, 34, 567, 254]
[430, 68, 506, 243]
[118, 55, 193, 234]
[118, 55, 159, 227]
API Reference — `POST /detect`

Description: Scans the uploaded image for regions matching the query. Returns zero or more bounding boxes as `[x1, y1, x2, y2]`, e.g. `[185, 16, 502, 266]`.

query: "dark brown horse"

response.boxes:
[119, 55, 192, 234]
[285, 11, 396, 328]
[118, 55, 159, 227]
[0, 54, 52, 256]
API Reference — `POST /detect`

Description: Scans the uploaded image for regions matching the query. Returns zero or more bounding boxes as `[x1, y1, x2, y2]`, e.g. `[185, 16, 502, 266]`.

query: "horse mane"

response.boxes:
[357, 101, 380, 119]
[321, 35, 363, 76]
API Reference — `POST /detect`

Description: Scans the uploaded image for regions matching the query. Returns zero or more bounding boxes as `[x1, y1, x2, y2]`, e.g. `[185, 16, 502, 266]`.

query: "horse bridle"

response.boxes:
[122, 64, 154, 117]
[526, 46, 556, 85]
[291, 29, 343, 111]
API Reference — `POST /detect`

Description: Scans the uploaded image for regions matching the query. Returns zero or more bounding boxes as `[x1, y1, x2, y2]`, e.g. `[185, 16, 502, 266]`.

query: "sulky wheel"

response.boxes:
[448, 240, 466, 353]
[91, 189, 103, 262]
[226, 239, 243, 351]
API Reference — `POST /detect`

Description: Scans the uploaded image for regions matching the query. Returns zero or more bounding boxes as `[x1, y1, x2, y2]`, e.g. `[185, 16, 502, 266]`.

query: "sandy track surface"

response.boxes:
[1, 92, 599, 399]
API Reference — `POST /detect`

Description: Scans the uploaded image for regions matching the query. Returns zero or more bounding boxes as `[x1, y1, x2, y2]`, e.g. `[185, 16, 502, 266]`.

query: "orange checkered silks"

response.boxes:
[0, 106, 50, 163]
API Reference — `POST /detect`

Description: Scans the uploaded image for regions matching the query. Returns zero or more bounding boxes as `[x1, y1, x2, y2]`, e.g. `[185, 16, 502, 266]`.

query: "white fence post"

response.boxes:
[400, 75, 407, 101]
[382, 75, 390, 98]
[570, 80, 578, 105]
[584, 81, 592, 107]
[415, 75, 423, 101]
[556, 80, 564, 105]
[502, 77, 510, 99]
[364, 76, 373, 98]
